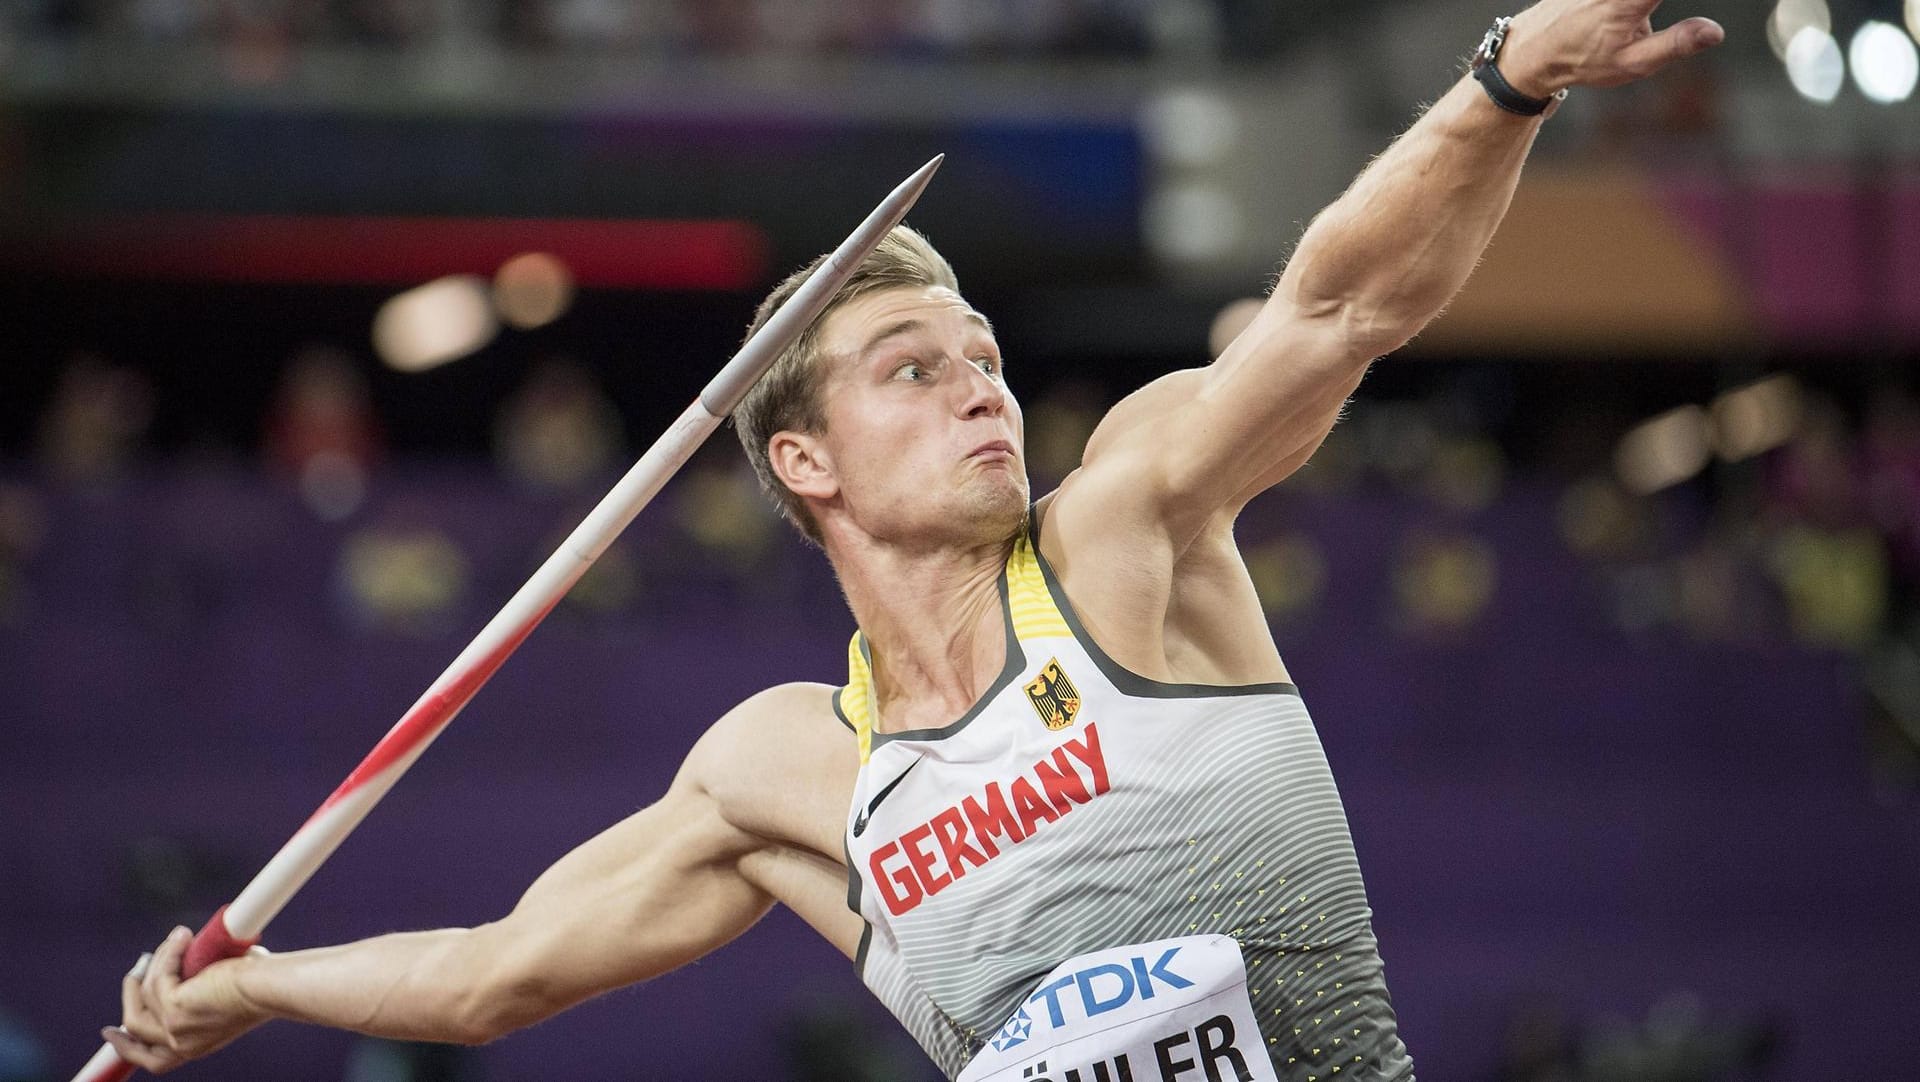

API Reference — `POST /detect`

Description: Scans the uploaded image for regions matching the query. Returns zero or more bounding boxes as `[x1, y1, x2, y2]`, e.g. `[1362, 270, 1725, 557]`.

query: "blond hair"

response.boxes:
[731, 225, 960, 544]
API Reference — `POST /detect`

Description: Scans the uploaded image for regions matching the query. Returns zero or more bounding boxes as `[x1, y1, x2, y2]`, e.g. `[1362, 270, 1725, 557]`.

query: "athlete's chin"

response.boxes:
[956, 473, 1030, 535]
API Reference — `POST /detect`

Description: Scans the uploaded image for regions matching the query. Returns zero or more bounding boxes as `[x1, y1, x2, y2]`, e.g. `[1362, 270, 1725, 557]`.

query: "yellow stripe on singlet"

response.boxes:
[1006, 529, 1072, 641]
[839, 527, 1071, 763]
[843, 633, 877, 763]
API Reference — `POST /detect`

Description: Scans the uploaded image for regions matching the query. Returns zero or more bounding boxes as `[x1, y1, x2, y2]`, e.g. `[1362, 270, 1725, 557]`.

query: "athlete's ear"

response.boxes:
[769, 430, 839, 502]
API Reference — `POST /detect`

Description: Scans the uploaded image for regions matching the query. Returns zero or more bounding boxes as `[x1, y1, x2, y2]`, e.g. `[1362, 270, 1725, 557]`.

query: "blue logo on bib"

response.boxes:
[990, 1007, 1034, 1052]
[1027, 947, 1195, 1028]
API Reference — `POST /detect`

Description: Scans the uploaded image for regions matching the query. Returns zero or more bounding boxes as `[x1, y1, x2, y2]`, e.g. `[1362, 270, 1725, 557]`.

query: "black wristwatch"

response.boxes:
[1471, 16, 1568, 117]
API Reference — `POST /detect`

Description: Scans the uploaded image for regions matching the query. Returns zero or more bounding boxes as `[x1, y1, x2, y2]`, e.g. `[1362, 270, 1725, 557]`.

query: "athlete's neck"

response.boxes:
[829, 530, 1016, 735]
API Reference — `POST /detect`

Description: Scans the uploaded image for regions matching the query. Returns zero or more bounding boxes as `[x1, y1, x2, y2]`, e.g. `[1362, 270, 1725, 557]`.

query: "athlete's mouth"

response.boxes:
[969, 439, 1017, 461]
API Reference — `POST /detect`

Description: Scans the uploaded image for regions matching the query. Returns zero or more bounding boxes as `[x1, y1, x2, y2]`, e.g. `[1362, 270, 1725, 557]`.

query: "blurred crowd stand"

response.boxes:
[12, 345, 1920, 651]
[0, 0, 1339, 57]
[11, 345, 1920, 725]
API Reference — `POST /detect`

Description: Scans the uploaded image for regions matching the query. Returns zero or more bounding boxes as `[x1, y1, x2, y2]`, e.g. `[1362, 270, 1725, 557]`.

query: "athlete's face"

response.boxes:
[775, 285, 1028, 547]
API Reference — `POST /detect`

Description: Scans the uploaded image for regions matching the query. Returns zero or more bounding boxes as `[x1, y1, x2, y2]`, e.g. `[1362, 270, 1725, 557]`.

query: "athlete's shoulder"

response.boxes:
[684, 684, 850, 791]
[732, 681, 841, 722]
[684, 682, 859, 852]
[694, 682, 842, 758]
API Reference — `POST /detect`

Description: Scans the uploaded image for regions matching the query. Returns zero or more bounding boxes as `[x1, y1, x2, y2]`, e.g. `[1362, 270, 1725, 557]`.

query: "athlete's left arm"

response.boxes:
[1079, 0, 1723, 534]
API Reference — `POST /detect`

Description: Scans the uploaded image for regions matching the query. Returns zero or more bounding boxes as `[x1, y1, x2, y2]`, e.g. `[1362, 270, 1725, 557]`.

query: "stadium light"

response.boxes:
[1711, 376, 1803, 462]
[1849, 21, 1919, 103]
[373, 275, 500, 372]
[1769, 0, 1833, 61]
[1617, 406, 1714, 495]
[1786, 26, 1848, 103]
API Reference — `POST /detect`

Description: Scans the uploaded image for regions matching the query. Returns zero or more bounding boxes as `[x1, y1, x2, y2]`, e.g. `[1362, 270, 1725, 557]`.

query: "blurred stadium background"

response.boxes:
[2, 0, 1918, 1079]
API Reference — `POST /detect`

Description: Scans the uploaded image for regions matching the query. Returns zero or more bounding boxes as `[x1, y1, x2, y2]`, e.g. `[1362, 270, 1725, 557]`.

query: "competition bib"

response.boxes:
[958, 935, 1280, 1082]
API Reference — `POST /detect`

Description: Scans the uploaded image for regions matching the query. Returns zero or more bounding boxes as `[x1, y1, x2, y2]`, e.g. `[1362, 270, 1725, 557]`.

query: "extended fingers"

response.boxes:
[120, 953, 166, 1043]
[136, 927, 191, 1051]
[1614, 16, 1724, 80]
[115, 950, 182, 1072]
[151, 925, 191, 994]
[102, 1025, 181, 1075]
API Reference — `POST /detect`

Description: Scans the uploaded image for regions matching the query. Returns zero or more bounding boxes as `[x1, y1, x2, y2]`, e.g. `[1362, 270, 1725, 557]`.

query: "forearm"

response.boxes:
[1279, 72, 1543, 355]
[234, 927, 505, 1045]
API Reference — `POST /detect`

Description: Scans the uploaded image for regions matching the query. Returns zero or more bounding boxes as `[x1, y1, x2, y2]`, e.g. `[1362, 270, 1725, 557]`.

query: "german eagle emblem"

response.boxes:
[1025, 658, 1081, 731]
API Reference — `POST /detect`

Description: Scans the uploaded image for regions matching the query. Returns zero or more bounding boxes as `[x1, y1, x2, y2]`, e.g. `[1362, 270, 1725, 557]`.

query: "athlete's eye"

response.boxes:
[974, 356, 1001, 379]
[891, 361, 926, 382]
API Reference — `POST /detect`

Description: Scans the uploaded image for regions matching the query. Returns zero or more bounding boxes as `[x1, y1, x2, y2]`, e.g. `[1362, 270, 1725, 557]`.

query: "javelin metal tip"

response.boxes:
[695, 154, 947, 416]
[886, 154, 944, 211]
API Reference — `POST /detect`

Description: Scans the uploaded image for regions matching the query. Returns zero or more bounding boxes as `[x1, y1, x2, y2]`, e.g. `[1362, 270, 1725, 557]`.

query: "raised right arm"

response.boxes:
[107, 687, 809, 1073]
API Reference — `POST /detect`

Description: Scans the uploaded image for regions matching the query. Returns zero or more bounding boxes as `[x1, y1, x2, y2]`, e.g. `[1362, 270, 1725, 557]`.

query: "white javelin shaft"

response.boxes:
[226, 152, 943, 939]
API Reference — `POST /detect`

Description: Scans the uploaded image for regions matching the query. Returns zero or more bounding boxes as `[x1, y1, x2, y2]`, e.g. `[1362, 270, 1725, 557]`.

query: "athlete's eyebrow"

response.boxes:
[857, 311, 996, 362]
[859, 320, 927, 361]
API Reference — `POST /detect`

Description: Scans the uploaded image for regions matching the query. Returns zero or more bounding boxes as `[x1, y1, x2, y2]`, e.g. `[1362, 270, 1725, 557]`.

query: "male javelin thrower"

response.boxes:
[106, 0, 1722, 1078]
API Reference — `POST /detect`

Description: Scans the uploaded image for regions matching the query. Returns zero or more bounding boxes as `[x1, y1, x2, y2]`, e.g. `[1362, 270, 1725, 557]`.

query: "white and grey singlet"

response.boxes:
[837, 513, 1416, 1082]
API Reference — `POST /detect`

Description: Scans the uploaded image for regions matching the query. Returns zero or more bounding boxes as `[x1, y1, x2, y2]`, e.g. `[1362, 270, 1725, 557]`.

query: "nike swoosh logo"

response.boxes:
[852, 759, 921, 838]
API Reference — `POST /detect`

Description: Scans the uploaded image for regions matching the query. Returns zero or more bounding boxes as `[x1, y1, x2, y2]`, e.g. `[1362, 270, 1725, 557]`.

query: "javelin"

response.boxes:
[70, 153, 944, 1082]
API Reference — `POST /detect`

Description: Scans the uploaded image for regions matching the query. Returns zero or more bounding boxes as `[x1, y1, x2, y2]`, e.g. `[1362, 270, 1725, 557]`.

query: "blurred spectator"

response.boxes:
[335, 518, 470, 636]
[1589, 60, 1725, 160]
[1862, 390, 1920, 590]
[1392, 528, 1498, 635]
[1240, 530, 1327, 635]
[1421, 434, 1506, 514]
[120, 0, 213, 40]
[675, 460, 778, 571]
[1764, 395, 1861, 529]
[1354, 401, 1442, 495]
[133, 471, 283, 628]
[1758, 392, 1896, 651]
[34, 352, 153, 486]
[122, 833, 250, 929]
[559, 534, 642, 618]
[676, 0, 758, 53]
[538, 0, 675, 50]
[783, 996, 940, 1082]
[1670, 530, 1770, 644]
[265, 345, 383, 474]
[343, 1037, 480, 1082]
[1765, 522, 1888, 651]
[1284, 416, 1363, 494]
[1558, 476, 1658, 560]
[1494, 991, 1782, 1082]
[210, 0, 299, 82]
[336, 0, 432, 44]
[492, 357, 624, 492]
[0, 483, 45, 628]
[264, 345, 384, 521]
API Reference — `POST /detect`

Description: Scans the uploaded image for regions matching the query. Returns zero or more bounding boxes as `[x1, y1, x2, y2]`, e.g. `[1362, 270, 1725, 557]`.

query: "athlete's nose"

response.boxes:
[955, 358, 1007, 420]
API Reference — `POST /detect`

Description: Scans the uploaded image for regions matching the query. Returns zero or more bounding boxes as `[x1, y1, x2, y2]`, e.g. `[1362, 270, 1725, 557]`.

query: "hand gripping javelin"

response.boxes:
[69, 154, 944, 1082]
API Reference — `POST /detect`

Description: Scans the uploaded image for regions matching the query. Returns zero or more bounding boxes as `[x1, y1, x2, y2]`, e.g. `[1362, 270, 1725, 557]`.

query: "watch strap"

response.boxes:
[1472, 15, 1569, 118]
[1473, 56, 1561, 116]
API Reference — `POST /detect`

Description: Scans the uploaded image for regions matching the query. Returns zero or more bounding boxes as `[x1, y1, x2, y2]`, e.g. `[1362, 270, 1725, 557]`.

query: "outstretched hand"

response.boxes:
[101, 926, 270, 1074]
[1500, 0, 1725, 97]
